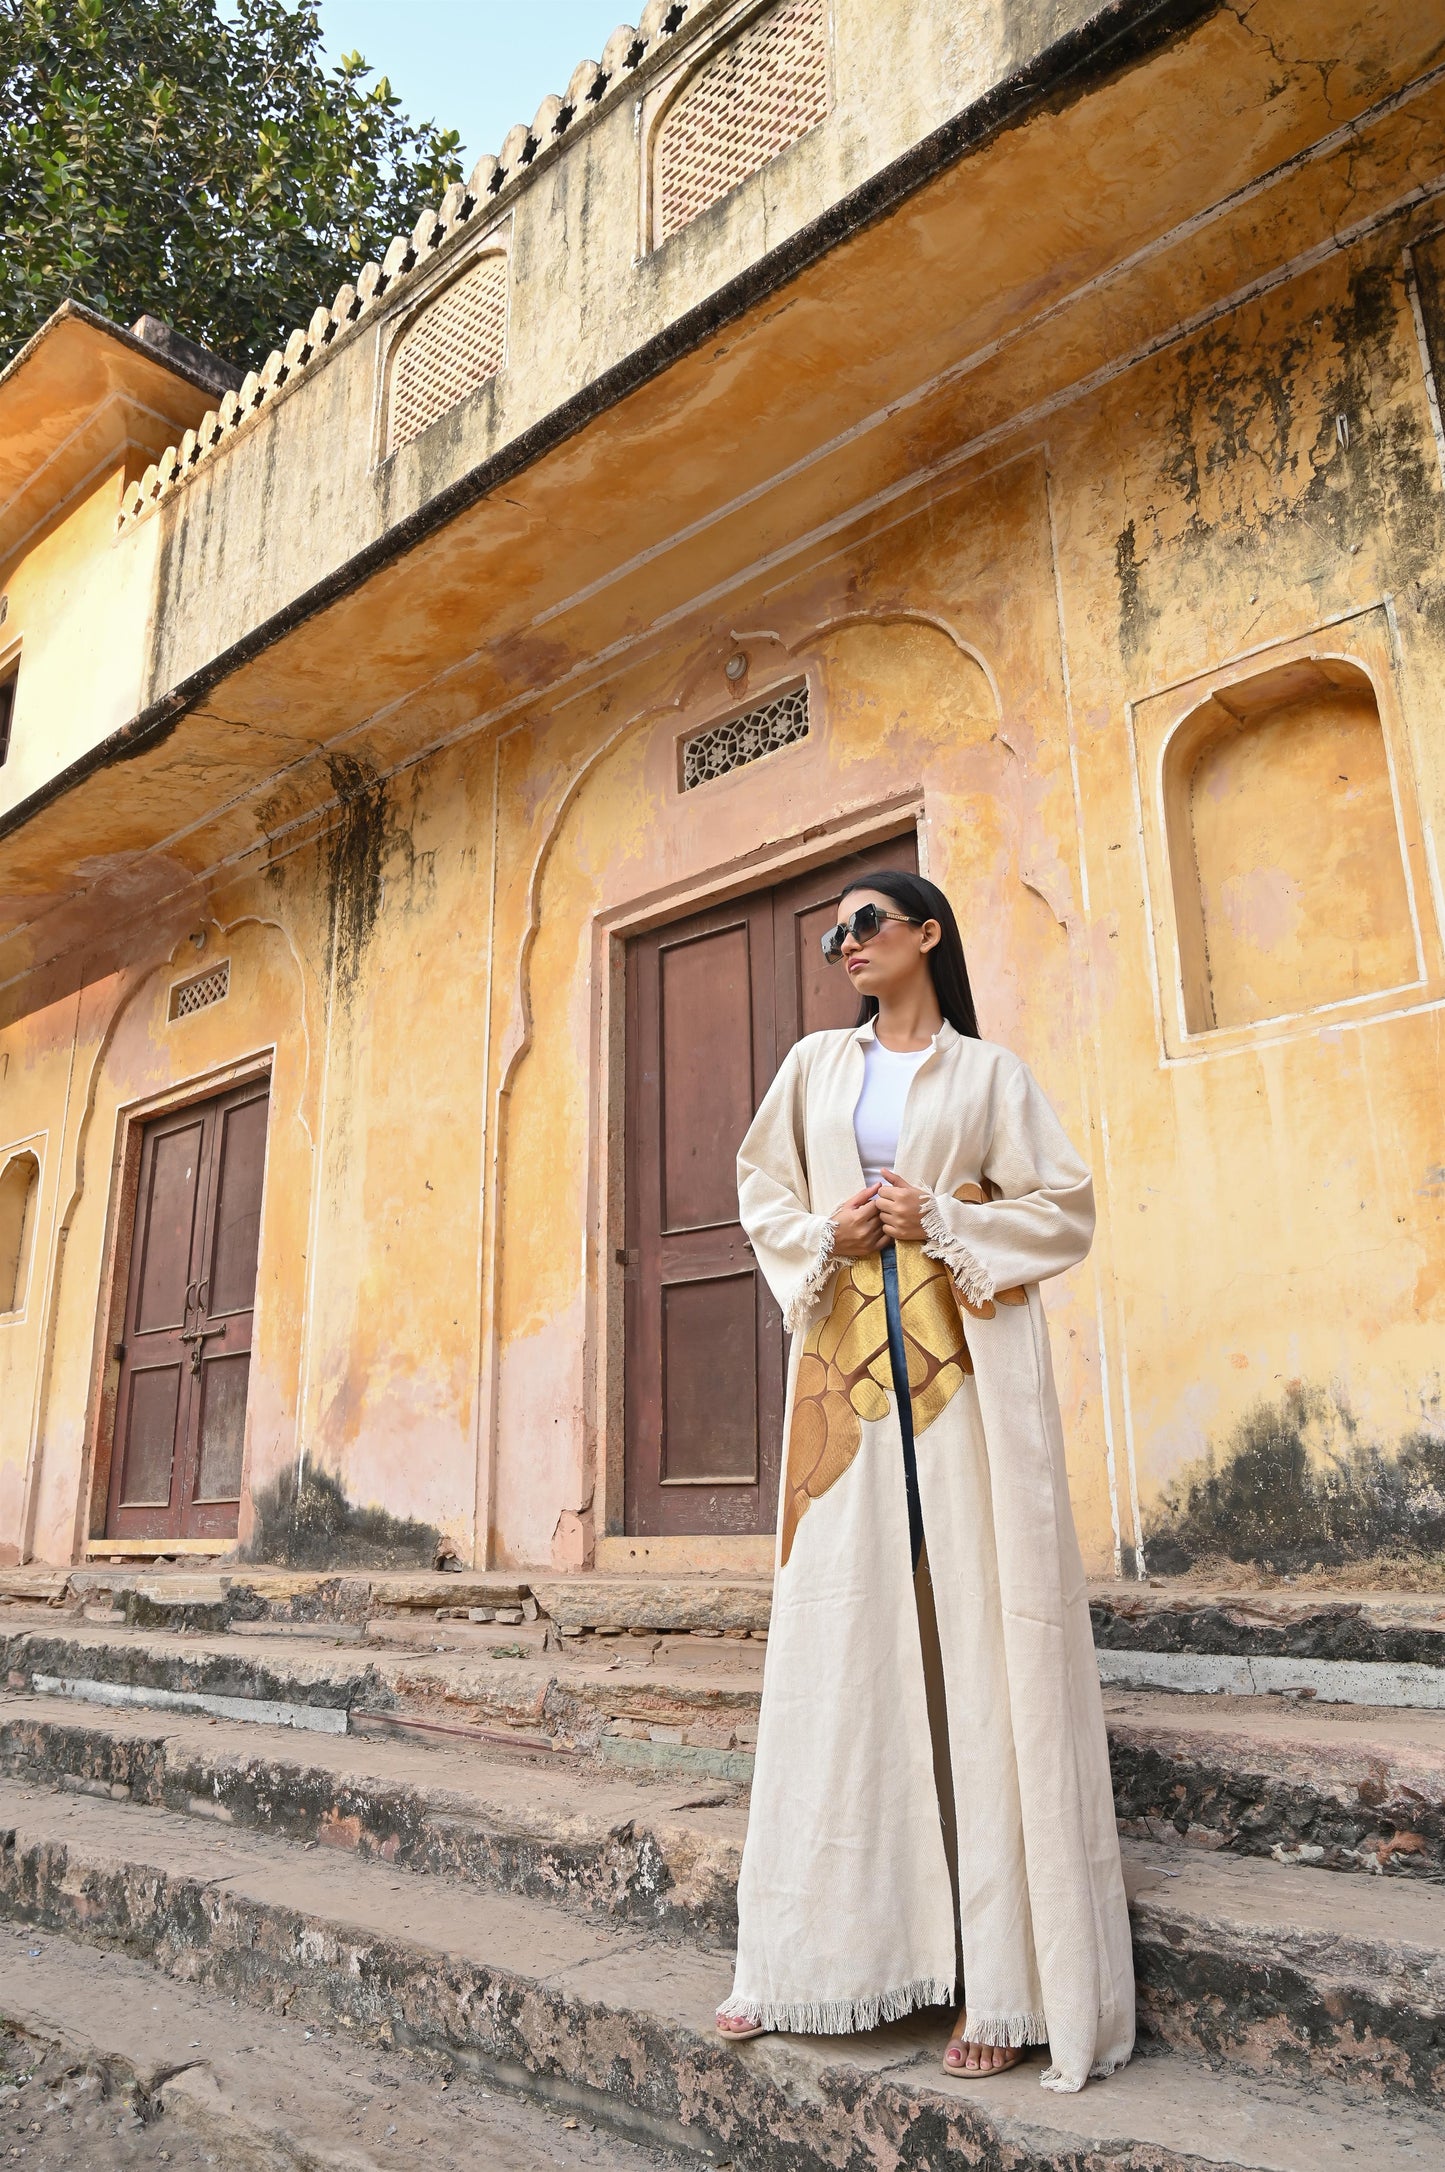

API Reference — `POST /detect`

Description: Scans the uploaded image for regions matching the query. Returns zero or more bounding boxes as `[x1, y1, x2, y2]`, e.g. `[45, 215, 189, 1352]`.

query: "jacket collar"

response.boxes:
[852, 1015, 960, 1052]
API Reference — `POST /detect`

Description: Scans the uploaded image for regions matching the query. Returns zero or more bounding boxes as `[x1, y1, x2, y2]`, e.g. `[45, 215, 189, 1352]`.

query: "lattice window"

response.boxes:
[169, 960, 231, 1021]
[656, 0, 829, 243]
[681, 683, 809, 789]
[388, 253, 508, 454]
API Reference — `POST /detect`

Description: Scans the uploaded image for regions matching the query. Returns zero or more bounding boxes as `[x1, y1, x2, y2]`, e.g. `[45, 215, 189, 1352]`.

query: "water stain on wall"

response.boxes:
[321, 757, 436, 1006]
[246, 1460, 442, 1570]
[1145, 1382, 1445, 1575]
[1114, 256, 1443, 666]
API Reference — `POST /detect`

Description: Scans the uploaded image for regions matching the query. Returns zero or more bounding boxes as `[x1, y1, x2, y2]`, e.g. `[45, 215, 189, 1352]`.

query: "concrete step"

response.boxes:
[0, 1919, 692, 2170]
[0, 1695, 747, 1948]
[1106, 1687, 1445, 1877]
[0, 1773, 1441, 2165]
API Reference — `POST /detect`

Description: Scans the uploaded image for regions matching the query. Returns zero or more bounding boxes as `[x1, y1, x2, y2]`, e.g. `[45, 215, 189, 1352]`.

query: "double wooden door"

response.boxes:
[106, 1078, 269, 1541]
[624, 834, 918, 1534]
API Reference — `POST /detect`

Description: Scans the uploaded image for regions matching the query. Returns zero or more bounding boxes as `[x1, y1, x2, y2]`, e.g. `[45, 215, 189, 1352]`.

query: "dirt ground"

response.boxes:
[0, 1929, 712, 2172]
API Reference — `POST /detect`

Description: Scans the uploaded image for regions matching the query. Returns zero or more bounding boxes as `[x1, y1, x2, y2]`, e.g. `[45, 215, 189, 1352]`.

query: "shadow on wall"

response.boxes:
[245, 1461, 445, 1571]
[1145, 1383, 1445, 1584]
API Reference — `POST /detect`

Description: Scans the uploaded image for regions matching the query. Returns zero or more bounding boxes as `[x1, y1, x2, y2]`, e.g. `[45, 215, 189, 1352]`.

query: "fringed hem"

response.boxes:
[961, 2010, 1049, 2049]
[783, 1216, 838, 1334]
[1039, 2048, 1132, 2094]
[720, 1975, 954, 2037]
[920, 1196, 995, 1311]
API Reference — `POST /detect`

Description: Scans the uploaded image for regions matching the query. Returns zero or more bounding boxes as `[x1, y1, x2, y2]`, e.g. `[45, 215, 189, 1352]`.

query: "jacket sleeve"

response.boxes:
[737, 1045, 840, 1334]
[920, 1058, 1094, 1308]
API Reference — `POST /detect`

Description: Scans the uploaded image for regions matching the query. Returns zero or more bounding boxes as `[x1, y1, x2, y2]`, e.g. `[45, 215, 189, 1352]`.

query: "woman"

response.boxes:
[714, 871, 1134, 2092]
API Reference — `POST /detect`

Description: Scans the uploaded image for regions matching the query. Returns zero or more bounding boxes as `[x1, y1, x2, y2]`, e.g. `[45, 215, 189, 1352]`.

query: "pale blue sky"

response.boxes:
[317, 3, 625, 171]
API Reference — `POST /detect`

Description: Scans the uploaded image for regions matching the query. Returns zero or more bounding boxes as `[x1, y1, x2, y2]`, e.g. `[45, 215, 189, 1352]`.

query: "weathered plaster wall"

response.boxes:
[9, 213, 1445, 1576]
[1046, 227, 1445, 1571]
[0, 471, 160, 819]
[0, 987, 89, 1560]
[240, 747, 495, 1546]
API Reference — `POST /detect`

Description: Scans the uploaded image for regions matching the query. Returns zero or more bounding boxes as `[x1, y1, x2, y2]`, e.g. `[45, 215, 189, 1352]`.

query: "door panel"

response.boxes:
[662, 1273, 759, 1484]
[194, 1350, 250, 1502]
[118, 1366, 183, 1506]
[207, 1096, 268, 1315]
[133, 1123, 203, 1332]
[624, 831, 918, 1535]
[661, 924, 756, 1231]
[107, 1079, 270, 1541]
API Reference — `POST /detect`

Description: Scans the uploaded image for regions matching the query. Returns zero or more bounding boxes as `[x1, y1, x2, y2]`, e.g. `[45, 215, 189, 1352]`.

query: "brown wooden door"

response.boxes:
[624, 833, 918, 1535]
[107, 1078, 270, 1541]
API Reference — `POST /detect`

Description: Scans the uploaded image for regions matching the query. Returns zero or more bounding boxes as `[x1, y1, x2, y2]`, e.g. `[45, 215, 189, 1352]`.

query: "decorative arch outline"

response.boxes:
[474, 603, 1004, 1562]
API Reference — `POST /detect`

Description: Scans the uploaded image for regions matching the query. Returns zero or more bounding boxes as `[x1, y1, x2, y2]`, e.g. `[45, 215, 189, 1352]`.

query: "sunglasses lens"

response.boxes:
[821, 902, 886, 961]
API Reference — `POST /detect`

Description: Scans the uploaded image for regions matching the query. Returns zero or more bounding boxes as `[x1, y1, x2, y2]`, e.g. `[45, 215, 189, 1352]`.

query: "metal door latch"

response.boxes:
[179, 1321, 226, 1376]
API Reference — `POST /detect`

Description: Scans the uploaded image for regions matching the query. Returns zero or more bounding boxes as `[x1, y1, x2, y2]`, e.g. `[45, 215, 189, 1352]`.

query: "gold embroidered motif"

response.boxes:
[781, 1242, 972, 1567]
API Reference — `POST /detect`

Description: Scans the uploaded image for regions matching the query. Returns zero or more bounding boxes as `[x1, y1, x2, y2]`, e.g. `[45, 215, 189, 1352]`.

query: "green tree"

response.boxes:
[0, 0, 464, 369]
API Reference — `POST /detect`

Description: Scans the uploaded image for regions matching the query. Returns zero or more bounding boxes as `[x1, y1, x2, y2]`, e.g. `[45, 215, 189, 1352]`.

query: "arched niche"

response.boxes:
[1163, 658, 1417, 1034]
[0, 1152, 40, 1315]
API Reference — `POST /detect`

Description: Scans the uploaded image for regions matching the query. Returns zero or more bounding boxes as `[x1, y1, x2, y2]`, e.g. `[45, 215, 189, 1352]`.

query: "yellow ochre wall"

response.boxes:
[0, 470, 165, 820]
[3, 221, 1445, 1579]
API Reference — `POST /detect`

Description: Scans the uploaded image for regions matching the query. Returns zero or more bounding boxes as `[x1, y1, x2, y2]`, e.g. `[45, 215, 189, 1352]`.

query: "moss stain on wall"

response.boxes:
[1145, 1381, 1445, 1577]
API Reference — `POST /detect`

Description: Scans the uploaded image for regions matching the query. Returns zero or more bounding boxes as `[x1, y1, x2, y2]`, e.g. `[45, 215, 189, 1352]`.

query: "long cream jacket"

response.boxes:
[724, 1018, 1134, 2093]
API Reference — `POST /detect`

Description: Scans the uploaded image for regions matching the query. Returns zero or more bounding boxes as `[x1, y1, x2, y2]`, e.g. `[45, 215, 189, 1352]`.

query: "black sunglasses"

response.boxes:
[820, 902, 922, 962]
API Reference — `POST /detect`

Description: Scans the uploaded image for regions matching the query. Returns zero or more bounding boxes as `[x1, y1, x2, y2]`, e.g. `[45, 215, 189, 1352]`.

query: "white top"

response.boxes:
[852, 1037, 933, 1184]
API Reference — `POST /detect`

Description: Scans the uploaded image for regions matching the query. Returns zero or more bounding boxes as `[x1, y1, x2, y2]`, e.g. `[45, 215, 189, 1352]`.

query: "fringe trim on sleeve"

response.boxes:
[782, 1216, 837, 1334]
[717, 1975, 953, 2036]
[920, 1194, 995, 1312]
[961, 2009, 1050, 2049]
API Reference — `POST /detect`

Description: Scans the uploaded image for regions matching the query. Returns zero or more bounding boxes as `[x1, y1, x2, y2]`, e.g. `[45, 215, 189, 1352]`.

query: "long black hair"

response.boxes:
[838, 869, 980, 1038]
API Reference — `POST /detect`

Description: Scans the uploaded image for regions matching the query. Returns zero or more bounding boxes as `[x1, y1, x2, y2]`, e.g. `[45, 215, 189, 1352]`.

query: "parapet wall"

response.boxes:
[119, 0, 1124, 703]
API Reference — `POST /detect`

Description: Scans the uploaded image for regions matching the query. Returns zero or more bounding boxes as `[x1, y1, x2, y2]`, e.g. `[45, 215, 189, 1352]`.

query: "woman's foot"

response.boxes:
[715, 2006, 768, 2040]
[943, 2011, 1027, 2076]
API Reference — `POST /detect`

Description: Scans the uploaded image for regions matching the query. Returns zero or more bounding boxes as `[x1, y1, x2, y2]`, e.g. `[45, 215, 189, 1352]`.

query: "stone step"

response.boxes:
[1093, 1585, 1445, 1663]
[3, 1685, 1445, 2107]
[0, 1694, 747, 1948]
[0, 1918, 685, 2170]
[0, 1772, 1441, 2165]
[0, 1618, 764, 1774]
[1092, 1586, 1445, 1710]
[10, 1618, 1445, 1878]
[1126, 1841, 1445, 2102]
[0, 1565, 775, 1637]
[16, 1564, 1445, 1689]
[1105, 1687, 1445, 1877]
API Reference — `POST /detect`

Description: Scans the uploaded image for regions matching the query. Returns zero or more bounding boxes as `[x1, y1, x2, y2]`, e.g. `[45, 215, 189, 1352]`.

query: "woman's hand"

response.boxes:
[830, 1185, 885, 1258]
[876, 1170, 930, 1245]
